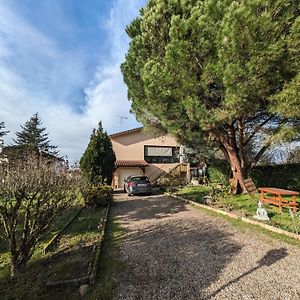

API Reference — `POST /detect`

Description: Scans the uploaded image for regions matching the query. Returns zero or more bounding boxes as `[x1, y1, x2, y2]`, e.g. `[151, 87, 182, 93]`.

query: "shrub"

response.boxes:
[0, 155, 80, 277]
[207, 159, 231, 185]
[82, 185, 113, 208]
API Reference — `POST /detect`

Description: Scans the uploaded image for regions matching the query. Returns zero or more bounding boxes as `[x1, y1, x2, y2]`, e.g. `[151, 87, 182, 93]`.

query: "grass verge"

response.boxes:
[177, 186, 300, 239]
[191, 204, 300, 247]
[86, 209, 125, 300]
[0, 206, 106, 299]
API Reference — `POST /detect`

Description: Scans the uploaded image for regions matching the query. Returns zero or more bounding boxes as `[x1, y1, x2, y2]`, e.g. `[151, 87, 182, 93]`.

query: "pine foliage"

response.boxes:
[14, 113, 57, 154]
[122, 0, 300, 192]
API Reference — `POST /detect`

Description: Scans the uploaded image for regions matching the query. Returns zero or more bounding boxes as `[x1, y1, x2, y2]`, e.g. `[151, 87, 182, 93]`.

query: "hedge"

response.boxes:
[250, 164, 300, 191]
[81, 185, 113, 208]
[207, 160, 300, 191]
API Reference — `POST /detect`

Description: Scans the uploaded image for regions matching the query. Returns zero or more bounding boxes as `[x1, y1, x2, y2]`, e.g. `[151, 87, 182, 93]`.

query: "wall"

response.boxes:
[111, 131, 180, 161]
[110, 130, 182, 188]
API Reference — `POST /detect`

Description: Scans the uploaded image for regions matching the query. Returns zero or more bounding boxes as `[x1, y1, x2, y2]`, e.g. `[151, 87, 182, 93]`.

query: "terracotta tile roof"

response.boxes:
[109, 127, 143, 138]
[115, 160, 149, 167]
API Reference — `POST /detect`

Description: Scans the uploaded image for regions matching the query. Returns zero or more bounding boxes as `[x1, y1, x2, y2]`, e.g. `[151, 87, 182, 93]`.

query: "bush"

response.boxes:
[82, 185, 113, 208]
[207, 159, 231, 185]
[250, 163, 300, 191]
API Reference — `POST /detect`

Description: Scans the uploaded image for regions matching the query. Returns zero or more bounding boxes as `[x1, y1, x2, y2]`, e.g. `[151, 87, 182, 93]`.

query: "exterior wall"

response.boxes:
[111, 130, 182, 188]
[111, 131, 180, 161]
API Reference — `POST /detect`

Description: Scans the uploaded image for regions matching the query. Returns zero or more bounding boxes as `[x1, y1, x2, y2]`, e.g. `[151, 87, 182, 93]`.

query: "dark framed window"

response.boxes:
[144, 146, 180, 164]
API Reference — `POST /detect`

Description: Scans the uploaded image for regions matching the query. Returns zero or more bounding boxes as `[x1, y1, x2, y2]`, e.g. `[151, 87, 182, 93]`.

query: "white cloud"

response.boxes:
[0, 0, 145, 162]
[84, 0, 146, 130]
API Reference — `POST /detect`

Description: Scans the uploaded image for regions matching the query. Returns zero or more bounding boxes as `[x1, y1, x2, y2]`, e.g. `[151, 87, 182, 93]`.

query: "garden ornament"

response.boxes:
[253, 201, 270, 221]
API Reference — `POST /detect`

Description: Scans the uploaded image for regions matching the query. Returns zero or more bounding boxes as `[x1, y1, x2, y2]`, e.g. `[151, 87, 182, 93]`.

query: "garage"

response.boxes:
[113, 160, 149, 189]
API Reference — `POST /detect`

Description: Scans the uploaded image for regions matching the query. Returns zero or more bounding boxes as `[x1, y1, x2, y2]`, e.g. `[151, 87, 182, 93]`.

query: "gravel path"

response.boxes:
[110, 193, 300, 300]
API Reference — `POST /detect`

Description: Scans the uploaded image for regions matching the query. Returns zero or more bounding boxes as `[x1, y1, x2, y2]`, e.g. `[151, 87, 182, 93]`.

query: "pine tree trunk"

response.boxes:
[227, 148, 247, 194]
[212, 128, 248, 194]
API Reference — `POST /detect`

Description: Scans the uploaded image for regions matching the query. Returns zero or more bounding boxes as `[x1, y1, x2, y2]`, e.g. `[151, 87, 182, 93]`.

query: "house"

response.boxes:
[110, 127, 190, 189]
[0, 144, 66, 171]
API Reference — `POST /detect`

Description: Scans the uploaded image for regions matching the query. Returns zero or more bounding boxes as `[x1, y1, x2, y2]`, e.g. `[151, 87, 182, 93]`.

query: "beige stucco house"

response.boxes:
[110, 127, 188, 189]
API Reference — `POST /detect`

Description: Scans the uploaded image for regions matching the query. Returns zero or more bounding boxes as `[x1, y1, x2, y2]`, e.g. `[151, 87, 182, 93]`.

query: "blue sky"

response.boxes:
[0, 0, 147, 162]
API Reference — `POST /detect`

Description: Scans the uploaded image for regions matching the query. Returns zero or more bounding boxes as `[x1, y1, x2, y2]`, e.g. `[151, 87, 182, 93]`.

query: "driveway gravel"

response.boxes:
[110, 193, 300, 300]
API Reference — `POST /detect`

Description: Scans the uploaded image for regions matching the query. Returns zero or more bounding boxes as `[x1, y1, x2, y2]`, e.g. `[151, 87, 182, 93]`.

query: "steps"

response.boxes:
[148, 163, 180, 183]
[149, 163, 189, 186]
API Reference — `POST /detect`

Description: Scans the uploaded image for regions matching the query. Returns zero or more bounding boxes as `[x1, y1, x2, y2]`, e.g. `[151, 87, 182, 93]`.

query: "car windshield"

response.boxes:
[130, 176, 149, 182]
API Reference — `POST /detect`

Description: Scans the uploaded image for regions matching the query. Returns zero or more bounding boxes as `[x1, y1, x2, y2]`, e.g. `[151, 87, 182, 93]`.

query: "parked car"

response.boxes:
[124, 175, 152, 196]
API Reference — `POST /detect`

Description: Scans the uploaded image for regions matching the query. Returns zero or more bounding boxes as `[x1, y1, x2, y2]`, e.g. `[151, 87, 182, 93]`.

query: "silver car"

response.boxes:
[124, 175, 152, 196]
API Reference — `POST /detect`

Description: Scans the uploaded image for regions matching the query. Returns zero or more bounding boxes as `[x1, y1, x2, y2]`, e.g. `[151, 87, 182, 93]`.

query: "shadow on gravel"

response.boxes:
[114, 195, 187, 222]
[203, 247, 288, 300]
[112, 195, 244, 299]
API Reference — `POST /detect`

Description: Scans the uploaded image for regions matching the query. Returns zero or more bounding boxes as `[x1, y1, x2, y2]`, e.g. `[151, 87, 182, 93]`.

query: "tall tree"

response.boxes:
[80, 122, 116, 185]
[122, 0, 300, 193]
[0, 121, 9, 138]
[14, 113, 57, 154]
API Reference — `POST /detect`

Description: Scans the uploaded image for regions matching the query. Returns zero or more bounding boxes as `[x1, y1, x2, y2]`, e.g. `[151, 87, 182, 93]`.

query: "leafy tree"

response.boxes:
[122, 0, 300, 193]
[14, 113, 57, 154]
[0, 155, 79, 277]
[80, 122, 116, 185]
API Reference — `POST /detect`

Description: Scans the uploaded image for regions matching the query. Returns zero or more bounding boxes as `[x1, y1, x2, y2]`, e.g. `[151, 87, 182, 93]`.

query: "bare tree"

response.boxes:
[0, 155, 80, 277]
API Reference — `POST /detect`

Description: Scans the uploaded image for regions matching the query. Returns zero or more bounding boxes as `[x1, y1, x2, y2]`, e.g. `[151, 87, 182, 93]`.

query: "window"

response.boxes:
[130, 176, 150, 182]
[144, 146, 180, 164]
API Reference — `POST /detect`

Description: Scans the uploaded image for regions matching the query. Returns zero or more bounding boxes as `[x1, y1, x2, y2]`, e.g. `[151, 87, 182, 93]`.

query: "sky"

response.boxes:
[0, 0, 147, 162]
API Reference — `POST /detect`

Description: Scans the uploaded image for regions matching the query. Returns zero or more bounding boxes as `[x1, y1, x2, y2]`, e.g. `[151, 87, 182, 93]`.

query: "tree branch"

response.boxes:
[237, 118, 246, 169]
[248, 143, 271, 170]
[243, 115, 274, 146]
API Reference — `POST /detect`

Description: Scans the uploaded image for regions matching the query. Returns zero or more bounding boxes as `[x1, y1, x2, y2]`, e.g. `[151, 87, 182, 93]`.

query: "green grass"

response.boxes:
[177, 185, 300, 238]
[177, 185, 212, 202]
[86, 214, 126, 300]
[192, 204, 300, 247]
[0, 207, 80, 278]
[0, 206, 106, 299]
[57, 208, 104, 251]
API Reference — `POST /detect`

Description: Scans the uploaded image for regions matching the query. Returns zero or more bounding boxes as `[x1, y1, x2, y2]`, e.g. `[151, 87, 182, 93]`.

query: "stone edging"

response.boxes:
[46, 199, 112, 288]
[43, 207, 84, 254]
[171, 194, 300, 241]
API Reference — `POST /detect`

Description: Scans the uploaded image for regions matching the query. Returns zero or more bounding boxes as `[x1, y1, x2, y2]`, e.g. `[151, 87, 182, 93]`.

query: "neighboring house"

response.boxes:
[0, 145, 66, 171]
[110, 127, 189, 189]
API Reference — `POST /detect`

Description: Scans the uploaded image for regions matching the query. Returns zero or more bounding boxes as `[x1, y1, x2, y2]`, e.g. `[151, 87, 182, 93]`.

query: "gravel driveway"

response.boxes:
[110, 193, 300, 300]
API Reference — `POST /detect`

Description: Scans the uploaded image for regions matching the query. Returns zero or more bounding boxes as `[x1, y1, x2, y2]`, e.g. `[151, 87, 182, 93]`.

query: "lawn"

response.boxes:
[0, 206, 106, 299]
[177, 185, 300, 235]
[85, 217, 125, 300]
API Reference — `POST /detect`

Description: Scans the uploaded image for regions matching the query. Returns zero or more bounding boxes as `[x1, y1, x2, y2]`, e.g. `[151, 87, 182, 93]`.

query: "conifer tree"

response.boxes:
[14, 113, 57, 154]
[0, 121, 9, 138]
[80, 122, 116, 185]
[122, 0, 300, 193]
